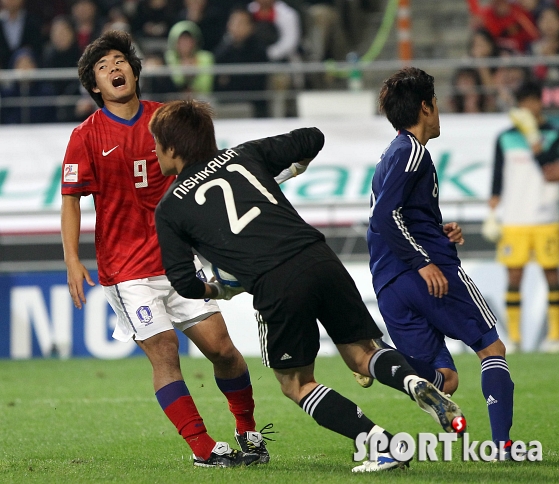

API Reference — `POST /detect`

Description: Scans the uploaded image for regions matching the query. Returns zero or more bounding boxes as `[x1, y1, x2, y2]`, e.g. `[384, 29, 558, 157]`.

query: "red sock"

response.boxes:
[215, 371, 256, 433]
[164, 396, 216, 459]
[224, 386, 256, 434]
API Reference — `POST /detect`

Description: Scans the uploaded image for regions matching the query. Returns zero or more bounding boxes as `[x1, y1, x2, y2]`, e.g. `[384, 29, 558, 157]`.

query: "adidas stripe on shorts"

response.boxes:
[377, 264, 499, 367]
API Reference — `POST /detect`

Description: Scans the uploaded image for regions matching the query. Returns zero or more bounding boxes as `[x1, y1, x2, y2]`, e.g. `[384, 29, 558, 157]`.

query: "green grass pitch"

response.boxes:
[1, 353, 557, 483]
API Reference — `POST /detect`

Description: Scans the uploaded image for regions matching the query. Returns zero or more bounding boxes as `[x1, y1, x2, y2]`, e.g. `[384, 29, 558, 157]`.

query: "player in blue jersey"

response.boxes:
[367, 67, 518, 460]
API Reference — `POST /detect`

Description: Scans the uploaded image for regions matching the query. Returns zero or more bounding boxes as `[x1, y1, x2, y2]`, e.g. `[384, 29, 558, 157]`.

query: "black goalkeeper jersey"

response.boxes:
[155, 127, 325, 298]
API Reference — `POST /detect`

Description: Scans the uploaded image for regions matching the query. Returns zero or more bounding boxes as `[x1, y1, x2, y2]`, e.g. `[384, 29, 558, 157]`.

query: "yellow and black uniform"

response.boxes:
[491, 121, 559, 344]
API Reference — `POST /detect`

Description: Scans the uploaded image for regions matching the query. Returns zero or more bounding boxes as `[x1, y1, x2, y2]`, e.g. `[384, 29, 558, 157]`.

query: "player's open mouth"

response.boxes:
[112, 76, 125, 88]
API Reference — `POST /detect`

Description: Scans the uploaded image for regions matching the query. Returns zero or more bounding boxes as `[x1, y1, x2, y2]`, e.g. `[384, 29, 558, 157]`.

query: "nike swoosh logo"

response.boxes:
[102, 145, 119, 156]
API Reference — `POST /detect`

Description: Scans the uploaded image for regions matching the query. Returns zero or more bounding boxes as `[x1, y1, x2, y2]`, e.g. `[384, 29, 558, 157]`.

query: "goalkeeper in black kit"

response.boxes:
[150, 99, 465, 473]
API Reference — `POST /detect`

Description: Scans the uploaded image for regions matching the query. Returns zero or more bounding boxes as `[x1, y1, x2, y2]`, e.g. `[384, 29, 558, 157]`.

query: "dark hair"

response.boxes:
[469, 28, 499, 58]
[77, 30, 142, 108]
[378, 67, 435, 130]
[451, 67, 485, 113]
[514, 80, 542, 102]
[537, 5, 559, 22]
[149, 100, 218, 166]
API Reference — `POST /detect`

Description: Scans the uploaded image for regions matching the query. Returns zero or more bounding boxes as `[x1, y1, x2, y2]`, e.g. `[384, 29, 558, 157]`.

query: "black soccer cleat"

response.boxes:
[193, 442, 260, 468]
[235, 423, 275, 464]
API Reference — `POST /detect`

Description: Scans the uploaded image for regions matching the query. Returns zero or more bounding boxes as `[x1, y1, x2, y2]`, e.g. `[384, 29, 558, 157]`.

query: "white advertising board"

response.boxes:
[0, 114, 510, 234]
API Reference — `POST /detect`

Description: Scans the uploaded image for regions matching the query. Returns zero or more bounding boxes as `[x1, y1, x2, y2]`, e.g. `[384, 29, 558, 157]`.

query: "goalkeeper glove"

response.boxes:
[509, 107, 541, 147]
[207, 281, 245, 300]
[274, 162, 308, 184]
[481, 209, 502, 243]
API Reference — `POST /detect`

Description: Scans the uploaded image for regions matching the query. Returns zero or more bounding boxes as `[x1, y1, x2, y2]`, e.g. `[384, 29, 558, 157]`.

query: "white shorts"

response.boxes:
[104, 271, 220, 342]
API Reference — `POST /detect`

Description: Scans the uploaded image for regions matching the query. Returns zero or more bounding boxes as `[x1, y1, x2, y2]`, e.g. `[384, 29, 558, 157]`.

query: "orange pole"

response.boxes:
[397, 0, 413, 61]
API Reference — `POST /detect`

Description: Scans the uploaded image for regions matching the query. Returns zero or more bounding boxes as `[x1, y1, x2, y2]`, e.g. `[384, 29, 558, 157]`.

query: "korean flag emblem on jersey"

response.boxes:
[136, 306, 154, 325]
[63, 164, 78, 182]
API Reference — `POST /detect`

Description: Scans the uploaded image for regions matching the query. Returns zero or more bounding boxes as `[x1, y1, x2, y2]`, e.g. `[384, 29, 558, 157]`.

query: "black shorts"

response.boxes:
[252, 241, 382, 369]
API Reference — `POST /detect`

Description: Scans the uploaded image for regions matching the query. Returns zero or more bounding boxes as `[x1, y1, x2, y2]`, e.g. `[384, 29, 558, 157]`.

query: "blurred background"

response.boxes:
[1, 0, 557, 358]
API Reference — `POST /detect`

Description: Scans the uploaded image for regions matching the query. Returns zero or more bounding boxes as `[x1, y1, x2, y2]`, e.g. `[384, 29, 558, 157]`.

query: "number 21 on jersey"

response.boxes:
[195, 164, 278, 234]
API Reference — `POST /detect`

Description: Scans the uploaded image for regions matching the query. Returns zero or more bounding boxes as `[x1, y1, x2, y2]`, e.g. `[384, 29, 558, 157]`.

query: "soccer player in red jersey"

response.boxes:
[60, 30, 266, 468]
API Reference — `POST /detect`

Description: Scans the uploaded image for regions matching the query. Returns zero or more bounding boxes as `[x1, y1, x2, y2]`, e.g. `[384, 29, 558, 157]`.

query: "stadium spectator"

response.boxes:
[101, 5, 133, 34]
[164, 20, 213, 94]
[0, 0, 43, 69]
[141, 51, 177, 96]
[131, 0, 177, 49]
[0, 47, 54, 124]
[517, 0, 556, 19]
[150, 98, 465, 473]
[249, 0, 303, 113]
[249, 0, 302, 62]
[531, 5, 559, 82]
[488, 80, 559, 353]
[449, 67, 493, 113]
[95, 0, 131, 17]
[120, 0, 141, 20]
[178, 0, 230, 54]
[42, 14, 82, 122]
[71, 0, 104, 53]
[292, 0, 349, 61]
[368, 67, 517, 460]
[26, 0, 68, 38]
[468, 0, 539, 53]
[468, 28, 500, 98]
[61, 30, 267, 467]
[493, 48, 531, 111]
[214, 7, 269, 117]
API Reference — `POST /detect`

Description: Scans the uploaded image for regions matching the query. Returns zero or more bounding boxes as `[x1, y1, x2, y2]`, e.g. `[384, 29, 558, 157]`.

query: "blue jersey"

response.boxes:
[367, 129, 460, 295]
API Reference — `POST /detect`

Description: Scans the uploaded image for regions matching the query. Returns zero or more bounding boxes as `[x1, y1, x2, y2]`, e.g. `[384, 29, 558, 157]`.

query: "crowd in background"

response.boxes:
[5, 0, 559, 122]
[450, 0, 559, 113]
[0, 0, 372, 122]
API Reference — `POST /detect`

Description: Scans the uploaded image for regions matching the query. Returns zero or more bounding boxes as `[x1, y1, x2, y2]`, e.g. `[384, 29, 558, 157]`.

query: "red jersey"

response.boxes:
[61, 100, 173, 286]
[468, 0, 538, 53]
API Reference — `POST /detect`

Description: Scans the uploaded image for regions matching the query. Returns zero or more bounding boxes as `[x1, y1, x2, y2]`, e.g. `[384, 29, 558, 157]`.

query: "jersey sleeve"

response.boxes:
[535, 130, 559, 167]
[240, 127, 325, 176]
[373, 143, 432, 270]
[491, 135, 504, 197]
[60, 130, 98, 196]
[155, 204, 206, 299]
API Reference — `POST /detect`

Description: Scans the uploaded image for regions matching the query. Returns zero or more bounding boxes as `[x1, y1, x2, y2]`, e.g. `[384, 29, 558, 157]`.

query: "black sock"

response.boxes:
[299, 384, 378, 440]
[368, 349, 416, 394]
[404, 355, 445, 390]
[376, 341, 445, 390]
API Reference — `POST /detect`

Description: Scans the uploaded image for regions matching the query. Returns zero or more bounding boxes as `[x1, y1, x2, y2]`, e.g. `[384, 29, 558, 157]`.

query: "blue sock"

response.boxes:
[214, 370, 251, 393]
[155, 380, 190, 410]
[480, 356, 514, 444]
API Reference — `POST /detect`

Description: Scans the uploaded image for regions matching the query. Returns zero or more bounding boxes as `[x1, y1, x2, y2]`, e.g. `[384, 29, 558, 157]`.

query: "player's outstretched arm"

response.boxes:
[443, 222, 464, 245]
[274, 161, 308, 184]
[418, 263, 448, 298]
[61, 194, 95, 309]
